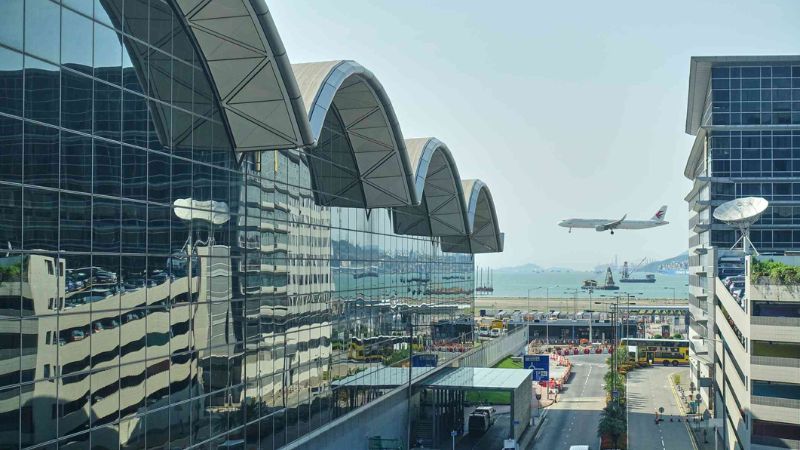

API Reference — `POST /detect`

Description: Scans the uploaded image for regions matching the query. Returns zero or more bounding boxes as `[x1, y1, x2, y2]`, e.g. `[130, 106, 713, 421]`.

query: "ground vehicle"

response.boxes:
[478, 326, 490, 337]
[569, 446, 590, 450]
[490, 328, 501, 338]
[621, 338, 689, 366]
[468, 413, 488, 434]
[467, 407, 496, 434]
[473, 406, 496, 425]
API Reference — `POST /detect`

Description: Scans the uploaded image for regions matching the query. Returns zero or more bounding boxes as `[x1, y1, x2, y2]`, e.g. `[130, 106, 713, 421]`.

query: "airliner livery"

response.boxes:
[558, 205, 669, 234]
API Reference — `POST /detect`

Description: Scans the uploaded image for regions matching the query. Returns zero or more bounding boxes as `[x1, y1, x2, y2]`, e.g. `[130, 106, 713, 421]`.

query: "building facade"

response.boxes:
[684, 56, 800, 450]
[0, 1, 503, 449]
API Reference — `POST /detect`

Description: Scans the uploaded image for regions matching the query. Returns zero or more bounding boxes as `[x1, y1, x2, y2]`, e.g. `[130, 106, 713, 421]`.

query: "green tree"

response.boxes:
[597, 403, 626, 448]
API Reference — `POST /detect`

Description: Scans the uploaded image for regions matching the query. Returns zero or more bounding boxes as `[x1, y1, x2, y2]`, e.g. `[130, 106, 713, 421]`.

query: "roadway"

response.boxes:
[455, 405, 510, 450]
[627, 365, 694, 450]
[531, 353, 607, 449]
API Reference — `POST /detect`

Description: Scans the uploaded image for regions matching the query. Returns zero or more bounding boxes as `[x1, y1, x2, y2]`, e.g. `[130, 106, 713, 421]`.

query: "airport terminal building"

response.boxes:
[684, 56, 800, 450]
[0, 1, 504, 449]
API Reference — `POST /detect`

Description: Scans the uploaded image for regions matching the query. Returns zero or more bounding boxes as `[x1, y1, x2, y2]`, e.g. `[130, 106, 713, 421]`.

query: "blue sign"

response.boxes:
[411, 354, 438, 367]
[523, 355, 549, 382]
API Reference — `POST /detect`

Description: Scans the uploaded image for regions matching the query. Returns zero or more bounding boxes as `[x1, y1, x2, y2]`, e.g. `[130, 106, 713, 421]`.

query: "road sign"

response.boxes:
[612, 390, 619, 400]
[450, 430, 457, 437]
[523, 354, 549, 382]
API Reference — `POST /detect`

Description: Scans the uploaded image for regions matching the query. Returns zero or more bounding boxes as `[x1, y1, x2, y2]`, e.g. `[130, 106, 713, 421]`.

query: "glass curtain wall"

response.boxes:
[705, 64, 800, 252]
[0, 1, 476, 449]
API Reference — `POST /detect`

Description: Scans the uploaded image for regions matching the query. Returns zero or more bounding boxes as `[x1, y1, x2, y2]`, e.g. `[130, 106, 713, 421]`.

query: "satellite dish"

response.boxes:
[173, 198, 231, 225]
[713, 197, 768, 255]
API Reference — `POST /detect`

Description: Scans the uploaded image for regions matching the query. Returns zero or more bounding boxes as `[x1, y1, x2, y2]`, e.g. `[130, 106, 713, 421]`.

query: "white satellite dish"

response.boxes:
[713, 196, 768, 255]
[173, 198, 231, 225]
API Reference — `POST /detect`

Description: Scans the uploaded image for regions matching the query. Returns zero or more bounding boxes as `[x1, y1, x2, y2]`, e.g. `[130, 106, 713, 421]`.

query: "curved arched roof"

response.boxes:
[292, 60, 417, 208]
[173, 0, 314, 153]
[442, 180, 503, 253]
[393, 138, 469, 237]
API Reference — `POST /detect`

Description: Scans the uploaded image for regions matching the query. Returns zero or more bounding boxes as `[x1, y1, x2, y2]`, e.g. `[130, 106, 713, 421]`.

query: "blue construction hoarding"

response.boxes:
[411, 354, 438, 367]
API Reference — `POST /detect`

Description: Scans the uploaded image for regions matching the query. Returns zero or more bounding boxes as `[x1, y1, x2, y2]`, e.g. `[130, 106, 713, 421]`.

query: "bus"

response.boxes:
[620, 338, 689, 366]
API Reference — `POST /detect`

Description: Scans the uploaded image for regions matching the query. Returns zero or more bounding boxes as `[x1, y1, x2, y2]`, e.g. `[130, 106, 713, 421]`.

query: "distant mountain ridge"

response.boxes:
[641, 252, 688, 272]
[496, 252, 688, 273]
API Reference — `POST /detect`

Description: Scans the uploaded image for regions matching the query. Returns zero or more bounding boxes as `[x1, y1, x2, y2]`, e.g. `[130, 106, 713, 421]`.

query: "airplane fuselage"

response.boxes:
[558, 219, 669, 230]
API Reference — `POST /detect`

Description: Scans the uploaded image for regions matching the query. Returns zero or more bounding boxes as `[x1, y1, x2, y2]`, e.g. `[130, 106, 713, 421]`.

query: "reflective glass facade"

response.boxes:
[0, 1, 476, 449]
[704, 64, 800, 252]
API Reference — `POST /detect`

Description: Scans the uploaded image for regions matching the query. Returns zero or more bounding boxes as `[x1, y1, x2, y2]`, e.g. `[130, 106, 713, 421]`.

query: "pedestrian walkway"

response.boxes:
[670, 370, 715, 450]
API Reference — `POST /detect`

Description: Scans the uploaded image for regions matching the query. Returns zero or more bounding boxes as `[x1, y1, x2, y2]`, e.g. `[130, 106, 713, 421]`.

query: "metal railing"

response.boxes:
[751, 316, 800, 327]
[751, 355, 800, 368]
[751, 395, 800, 409]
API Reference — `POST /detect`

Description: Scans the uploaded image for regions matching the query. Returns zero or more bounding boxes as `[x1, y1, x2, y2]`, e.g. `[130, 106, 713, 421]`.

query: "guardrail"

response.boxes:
[751, 395, 800, 409]
[751, 355, 800, 368]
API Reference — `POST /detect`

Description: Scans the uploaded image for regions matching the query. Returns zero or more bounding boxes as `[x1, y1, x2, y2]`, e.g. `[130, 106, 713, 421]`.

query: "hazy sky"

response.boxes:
[269, 1, 800, 270]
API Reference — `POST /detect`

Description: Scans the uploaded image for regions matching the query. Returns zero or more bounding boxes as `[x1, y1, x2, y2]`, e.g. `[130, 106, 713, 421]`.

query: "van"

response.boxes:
[467, 413, 489, 434]
[473, 406, 496, 425]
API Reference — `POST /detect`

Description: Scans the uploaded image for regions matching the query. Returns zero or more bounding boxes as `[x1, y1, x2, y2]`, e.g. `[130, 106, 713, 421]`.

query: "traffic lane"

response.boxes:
[456, 407, 511, 450]
[627, 366, 694, 450]
[531, 356, 606, 449]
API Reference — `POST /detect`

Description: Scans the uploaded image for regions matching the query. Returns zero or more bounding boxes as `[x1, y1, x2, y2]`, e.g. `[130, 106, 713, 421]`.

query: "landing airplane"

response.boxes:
[559, 205, 669, 234]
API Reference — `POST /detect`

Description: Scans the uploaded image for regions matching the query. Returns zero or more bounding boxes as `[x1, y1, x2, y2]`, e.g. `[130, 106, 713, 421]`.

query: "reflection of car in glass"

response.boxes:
[103, 318, 120, 329]
[68, 329, 85, 342]
[92, 321, 104, 333]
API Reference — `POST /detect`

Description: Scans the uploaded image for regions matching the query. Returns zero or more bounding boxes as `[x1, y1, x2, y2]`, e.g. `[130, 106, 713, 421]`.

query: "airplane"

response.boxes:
[558, 205, 669, 234]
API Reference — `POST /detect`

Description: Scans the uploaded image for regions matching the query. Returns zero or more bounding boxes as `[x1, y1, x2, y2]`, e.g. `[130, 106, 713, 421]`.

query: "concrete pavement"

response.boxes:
[627, 365, 695, 450]
[531, 353, 607, 449]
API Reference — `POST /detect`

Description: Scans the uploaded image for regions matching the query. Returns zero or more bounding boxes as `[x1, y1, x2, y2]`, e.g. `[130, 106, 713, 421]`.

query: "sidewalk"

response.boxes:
[670, 372, 715, 450]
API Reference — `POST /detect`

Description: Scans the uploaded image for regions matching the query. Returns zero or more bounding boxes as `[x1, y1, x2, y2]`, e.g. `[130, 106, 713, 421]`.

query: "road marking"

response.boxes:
[668, 371, 699, 450]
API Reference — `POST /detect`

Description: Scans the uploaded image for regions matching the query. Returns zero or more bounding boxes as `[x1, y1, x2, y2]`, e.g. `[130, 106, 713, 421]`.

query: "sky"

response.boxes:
[269, 0, 800, 270]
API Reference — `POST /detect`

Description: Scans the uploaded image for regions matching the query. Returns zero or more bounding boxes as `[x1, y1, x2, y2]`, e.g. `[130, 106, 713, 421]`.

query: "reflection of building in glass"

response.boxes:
[0, 1, 503, 449]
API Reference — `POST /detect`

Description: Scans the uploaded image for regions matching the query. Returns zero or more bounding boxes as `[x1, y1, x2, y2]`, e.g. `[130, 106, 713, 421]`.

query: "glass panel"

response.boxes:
[62, 7, 94, 75]
[61, 69, 94, 134]
[0, 115, 23, 184]
[0, 46, 23, 117]
[121, 145, 148, 201]
[94, 140, 121, 197]
[23, 187, 59, 252]
[0, 0, 24, 50]
[94, 22, 122, 86]
[25, 0, 61, 63]
[24, 122, 59, 189]
[24, 56, 60, 126]
[94, 80, 122, 141]
[93, 197, 121, 253]
[60, 192, 92, 252]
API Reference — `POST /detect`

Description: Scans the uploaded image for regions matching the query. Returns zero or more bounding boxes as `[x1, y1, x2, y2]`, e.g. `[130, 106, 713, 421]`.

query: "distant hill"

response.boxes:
[495, 263, 543, 273]
[641, 252, 688, 272]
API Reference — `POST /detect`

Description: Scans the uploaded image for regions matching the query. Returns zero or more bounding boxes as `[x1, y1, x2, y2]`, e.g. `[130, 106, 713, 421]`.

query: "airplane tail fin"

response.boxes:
[651, 205, 668, 222]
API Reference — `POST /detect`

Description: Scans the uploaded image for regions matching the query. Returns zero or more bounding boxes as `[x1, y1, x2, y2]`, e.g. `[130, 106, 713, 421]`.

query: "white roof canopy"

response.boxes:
[174, 0, 313, 153]
[442, 180, 503, 253]
[292, 61, 417, 208]
[393, 138, 469, 237]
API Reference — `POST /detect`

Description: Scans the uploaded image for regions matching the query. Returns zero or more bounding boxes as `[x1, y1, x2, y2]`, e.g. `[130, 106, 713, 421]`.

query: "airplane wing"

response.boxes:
[595, 214, 626, 232]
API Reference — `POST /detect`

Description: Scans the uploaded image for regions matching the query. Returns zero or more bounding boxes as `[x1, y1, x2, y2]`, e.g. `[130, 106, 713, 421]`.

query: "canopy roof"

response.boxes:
[393, 138, 470, 237]
[292, 60, 417, 208]
[174, 0, 314, 153]
[331, 366, 531, 392]
[442, 180, 504, 253]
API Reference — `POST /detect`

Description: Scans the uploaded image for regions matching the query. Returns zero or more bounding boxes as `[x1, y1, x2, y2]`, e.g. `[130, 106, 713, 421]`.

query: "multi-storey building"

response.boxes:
[684, 55, 800, 450]
[0, 1, 504, 449]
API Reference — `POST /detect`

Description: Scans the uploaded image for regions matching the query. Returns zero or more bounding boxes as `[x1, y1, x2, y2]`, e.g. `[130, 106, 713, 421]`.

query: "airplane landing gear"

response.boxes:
[569, 228, 572, 233]
[610, 230, 615, 235]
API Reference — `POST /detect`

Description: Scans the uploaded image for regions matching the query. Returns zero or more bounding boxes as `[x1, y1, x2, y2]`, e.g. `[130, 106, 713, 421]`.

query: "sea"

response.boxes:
[481, 270, 689, 299]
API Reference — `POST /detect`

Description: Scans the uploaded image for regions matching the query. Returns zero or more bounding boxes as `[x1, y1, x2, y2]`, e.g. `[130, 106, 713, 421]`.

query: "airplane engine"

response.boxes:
[595, 225, 607, 232]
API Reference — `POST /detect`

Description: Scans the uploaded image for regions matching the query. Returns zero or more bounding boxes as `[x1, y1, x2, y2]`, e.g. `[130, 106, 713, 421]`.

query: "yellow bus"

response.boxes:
[620, 338, 689, 366]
